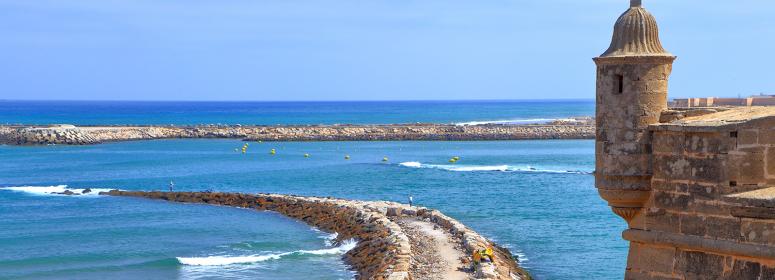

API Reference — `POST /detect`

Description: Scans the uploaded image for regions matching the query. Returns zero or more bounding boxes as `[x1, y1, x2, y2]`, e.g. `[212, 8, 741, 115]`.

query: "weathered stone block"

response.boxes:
[652, 132, 683, 154]
[674, 250, 724, 279]
[689, 199, 732, 216]
[679, 214, 706, 236]
[759, 128, 775, 145]
[683, 132, 732, 155]
[653, 156, 692, 180]
[683, 183, 718, 200]
[653, 191, 692, 211]
[761, 265, 775, 280]
[627, 243, 676, 275]
[643, 208, 680, 233]
[722, 259, 760, 280]
[741, 219, 775, 245]
[704, 216, 742, 241]
[728, 151, 766, 185]
[738, 129, 759, 146]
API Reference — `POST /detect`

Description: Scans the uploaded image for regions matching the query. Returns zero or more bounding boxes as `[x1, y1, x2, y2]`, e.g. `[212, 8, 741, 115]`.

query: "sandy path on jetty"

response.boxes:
[397, 218, 471, 280]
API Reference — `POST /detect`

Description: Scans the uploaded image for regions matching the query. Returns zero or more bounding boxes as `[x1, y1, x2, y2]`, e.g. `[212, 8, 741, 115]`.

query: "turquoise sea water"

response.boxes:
[0, 100, 593, 125]
[0, 101, 627, 280]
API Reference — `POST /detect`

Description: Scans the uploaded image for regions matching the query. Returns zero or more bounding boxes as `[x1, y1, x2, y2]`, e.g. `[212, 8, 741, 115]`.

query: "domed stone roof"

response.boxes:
[600, 0, 672, 57]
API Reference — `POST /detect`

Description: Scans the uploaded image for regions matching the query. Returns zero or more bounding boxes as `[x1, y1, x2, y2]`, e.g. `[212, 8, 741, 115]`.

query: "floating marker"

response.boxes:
[382, 157, 389, 162]
[345, 155, 350, 160]
[449, 158, 458, 163]
[453, 156, 460, 161]
[270, 149, 276, 155]
[304, 153, 310, 158]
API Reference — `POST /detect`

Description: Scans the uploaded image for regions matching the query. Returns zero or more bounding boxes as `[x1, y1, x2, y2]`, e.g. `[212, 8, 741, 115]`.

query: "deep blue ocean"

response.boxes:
[0, 100, 628, 280]
[0, 100, 593, 125]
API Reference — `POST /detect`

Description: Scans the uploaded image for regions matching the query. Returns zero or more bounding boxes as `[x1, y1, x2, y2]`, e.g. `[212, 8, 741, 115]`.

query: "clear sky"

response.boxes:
[0, 0, 773, 101]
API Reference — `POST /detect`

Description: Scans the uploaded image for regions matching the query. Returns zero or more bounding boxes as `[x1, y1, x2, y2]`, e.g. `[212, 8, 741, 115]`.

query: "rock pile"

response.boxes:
[100, 190, 529, 280]
[0, 125, 99, 145]
[0, 123, 594, 145]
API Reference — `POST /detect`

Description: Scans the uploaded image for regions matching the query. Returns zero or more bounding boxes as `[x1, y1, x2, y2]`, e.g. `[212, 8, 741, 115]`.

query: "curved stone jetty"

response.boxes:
[100, 190, 531, 280]
[0, 122, 593, 145]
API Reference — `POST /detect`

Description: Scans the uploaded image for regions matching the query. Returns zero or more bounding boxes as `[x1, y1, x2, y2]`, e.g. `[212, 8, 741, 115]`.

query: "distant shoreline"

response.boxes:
[0, 120, 594, 146]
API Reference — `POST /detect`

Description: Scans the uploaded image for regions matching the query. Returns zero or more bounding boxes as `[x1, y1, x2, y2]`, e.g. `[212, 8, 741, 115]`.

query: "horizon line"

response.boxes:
[0, 98, 596, 103]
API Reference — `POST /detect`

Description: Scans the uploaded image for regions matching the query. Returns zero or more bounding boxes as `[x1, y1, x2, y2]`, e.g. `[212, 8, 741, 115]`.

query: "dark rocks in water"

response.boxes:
[82, 188, 92, 194]
[57, 190, 77, 195]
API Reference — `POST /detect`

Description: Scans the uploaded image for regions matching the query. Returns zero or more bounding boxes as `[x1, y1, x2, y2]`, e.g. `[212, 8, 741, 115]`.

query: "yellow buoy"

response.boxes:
[382, 157, 389, 162]
[449, 158, 457, 163]
[453, 156, 460, 161]
[270, 149, 276, 155]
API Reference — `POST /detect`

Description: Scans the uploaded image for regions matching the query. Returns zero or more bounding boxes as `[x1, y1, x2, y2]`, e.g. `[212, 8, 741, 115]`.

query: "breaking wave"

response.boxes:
[177, 239, 357, 266]
[0, 185, 115, 197]
[398, 162, 590, 174]
[455, 118, 575, 126]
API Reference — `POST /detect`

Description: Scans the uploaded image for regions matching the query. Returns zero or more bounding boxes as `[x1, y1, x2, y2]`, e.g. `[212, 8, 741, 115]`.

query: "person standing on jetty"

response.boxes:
[408, 195, 413, 207]
[169, 181, 174, 192]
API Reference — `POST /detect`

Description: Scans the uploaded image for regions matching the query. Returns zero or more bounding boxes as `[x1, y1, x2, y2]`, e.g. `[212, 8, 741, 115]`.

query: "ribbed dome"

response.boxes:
[600, 1, 671, 57]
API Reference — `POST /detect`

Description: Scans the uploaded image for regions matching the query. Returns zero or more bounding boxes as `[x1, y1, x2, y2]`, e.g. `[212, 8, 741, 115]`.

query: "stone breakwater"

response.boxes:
[100, 190, 530, 280]
[0, 123, 594, 145]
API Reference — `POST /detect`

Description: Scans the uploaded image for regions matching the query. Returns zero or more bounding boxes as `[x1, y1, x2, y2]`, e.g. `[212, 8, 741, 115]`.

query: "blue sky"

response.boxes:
[0, 0, 773, 101]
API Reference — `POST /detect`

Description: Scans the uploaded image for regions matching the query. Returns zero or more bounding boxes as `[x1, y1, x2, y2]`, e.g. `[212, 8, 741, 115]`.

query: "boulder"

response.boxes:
[59, 190, 76, 195]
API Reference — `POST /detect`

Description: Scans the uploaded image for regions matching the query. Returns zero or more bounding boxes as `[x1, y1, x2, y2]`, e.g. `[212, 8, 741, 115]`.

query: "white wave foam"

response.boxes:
[399, 161, 423, 168]
[455, 118, 575, 126]
[0, 185, 114, 197]
[323, 232, 339, 247]
[398, 162, 590, 174]
[177, 239, 357, 266]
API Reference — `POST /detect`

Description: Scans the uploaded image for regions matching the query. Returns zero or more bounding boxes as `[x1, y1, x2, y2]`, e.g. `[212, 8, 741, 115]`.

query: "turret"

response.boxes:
[594, 0, 675, 224]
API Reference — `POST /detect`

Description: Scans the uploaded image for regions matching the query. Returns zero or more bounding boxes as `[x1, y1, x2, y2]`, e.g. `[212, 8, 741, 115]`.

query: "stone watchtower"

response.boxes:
[594, 0, 675, 223]
[595, 1, 775, 279]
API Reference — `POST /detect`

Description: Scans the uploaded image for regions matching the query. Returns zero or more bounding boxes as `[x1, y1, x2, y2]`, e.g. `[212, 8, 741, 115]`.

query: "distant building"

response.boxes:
[670, 95, 775, 107]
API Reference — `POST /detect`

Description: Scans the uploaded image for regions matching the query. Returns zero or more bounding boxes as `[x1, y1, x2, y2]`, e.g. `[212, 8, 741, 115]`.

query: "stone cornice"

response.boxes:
[623, 229, 775, 260]
[594, 55, 676, 65]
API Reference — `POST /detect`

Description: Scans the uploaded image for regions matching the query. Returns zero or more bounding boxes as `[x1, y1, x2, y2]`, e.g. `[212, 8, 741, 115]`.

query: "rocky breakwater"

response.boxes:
[100, 190, 529, 280]
[0, 122, 594, 145]
[0, 125, 99, 145]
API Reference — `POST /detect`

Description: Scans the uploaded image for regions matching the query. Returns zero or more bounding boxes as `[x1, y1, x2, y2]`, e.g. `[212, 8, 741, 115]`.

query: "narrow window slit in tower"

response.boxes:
[614, 75, 624, 94]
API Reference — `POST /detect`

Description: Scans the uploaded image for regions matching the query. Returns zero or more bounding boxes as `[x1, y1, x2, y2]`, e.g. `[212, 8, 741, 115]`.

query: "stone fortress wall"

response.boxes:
[671, 96, 775, 108]
[101, 190, 528, 280]
[0, 122, 594, 145]
[595, 1, 775, 279]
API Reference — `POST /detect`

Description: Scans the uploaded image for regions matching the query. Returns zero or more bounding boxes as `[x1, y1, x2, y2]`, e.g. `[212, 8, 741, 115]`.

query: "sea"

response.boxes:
[0, 100, 629, 280]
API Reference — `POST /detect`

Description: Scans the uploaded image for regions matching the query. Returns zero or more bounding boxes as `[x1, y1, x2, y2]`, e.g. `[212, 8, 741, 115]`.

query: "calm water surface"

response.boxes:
[0, 100, 593, 125]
